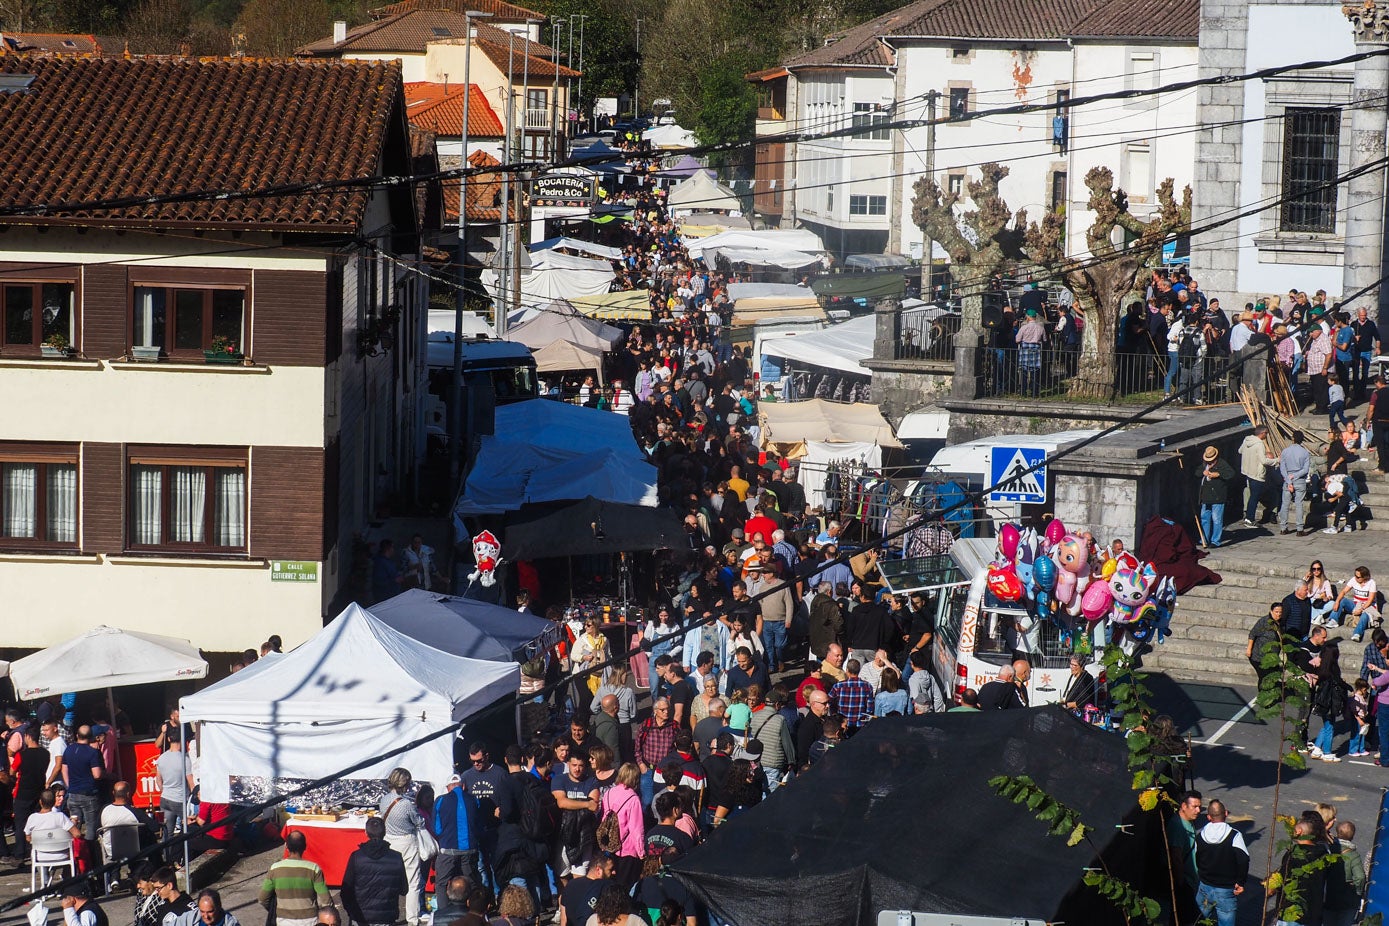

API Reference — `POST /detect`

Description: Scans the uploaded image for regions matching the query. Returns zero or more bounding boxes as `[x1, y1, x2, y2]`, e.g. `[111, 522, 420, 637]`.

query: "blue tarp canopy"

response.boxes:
[1365, 788, 1389, 918]
[368, 589, 561, 661]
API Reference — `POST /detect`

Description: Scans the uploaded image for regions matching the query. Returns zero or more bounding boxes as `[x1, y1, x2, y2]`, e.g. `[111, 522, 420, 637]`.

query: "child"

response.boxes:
[1349, 678, 1371, 757]
[725, 687, 751, 737]
[1328, 375, 1349, 429]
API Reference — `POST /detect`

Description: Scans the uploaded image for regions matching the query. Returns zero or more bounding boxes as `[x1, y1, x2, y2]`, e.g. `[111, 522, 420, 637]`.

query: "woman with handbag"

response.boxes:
[596, 763, 645, 889]
[1311, 641, 1349, 762]
[379, 768, 436, 926]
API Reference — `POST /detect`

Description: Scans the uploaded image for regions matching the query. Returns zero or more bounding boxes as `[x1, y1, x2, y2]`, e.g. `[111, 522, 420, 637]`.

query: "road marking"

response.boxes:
[1194, 697, 1257, 746]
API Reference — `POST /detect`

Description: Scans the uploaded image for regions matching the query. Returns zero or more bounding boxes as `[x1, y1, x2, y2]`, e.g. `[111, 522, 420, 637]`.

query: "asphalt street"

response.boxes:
[0, 672, 1382, 926]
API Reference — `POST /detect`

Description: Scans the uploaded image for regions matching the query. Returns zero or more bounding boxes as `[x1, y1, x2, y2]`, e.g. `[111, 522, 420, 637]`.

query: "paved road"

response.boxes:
[1, 672, 1382, 926]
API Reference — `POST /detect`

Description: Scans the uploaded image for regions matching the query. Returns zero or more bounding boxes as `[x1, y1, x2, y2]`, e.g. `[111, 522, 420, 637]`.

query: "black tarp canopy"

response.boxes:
[672, 706, 1164, 926]
[500, 496, 689, 560]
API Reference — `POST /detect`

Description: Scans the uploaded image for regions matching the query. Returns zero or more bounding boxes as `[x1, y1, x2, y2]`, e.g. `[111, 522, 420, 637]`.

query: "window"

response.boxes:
[951, 46, 970, 59]
[946, 173, 965, 196]
[0, 444, 78, 548]
[949, 87, 970, 118]
[132, 286, 245, 358]
[849, 194, 888, 216]
[1281, 107, 1341, 233]
[1123, 142, 1152, 202]
[827, 183, 834, 212]
[2, 282, 75, 353]
[127, 448, 247, 552]
[1050, 171, 1067, 214]
[1124, 52, 1158, 111]
[851, 102, 890, 141]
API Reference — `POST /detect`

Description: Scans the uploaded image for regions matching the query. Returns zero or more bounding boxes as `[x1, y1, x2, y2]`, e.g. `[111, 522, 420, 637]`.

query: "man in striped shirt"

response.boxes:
[259, 830, 331, 926]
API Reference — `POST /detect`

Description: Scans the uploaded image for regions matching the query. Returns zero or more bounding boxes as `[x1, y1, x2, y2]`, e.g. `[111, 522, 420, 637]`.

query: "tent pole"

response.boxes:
[106, 687, 123, 780]
[181, 714, 190, 889]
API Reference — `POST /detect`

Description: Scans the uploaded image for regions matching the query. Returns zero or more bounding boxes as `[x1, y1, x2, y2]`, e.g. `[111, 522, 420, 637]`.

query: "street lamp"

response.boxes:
[634, 18, 643, 119]
[550, 18, 565, 157]
[450, 8, 493, 485]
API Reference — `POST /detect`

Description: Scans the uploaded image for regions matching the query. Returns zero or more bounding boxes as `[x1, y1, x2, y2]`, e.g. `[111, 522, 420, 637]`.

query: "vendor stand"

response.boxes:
[280, 810, 378, 886]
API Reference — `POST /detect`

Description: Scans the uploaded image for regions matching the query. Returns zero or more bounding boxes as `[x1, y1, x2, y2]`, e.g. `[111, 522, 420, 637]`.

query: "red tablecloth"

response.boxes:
[281, 818, 435, 891]
[281, 818, 366, 886]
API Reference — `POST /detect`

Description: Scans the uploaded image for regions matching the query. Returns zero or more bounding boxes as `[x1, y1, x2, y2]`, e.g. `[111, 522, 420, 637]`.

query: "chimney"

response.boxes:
[333, 20, 347, 44]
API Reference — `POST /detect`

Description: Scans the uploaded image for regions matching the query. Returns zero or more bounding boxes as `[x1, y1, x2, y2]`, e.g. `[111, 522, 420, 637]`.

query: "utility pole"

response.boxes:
[923, 89, 939, 304]
[575, 14, 587, 134]
[550, 18, 564, 158]
[450, 9, 493, 485]
[498, 32, 515, 336]
[634, 18, 642, 118]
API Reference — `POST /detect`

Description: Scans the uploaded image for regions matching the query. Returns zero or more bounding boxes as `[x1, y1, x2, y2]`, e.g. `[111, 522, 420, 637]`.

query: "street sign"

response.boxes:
[271, 560, 318, 583]
[987, 446, 1048, 504]
[530, 174, 596, 207]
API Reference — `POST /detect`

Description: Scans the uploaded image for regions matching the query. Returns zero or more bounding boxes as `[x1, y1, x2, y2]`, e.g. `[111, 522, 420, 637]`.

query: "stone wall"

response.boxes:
[938, 397, 1173, 445]
[865, 359, 953, 423]
[1051, 406, 1250, 545]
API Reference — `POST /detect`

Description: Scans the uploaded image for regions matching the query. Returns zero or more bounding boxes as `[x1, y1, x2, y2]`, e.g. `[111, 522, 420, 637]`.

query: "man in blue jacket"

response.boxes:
[433, 774, 481, 894]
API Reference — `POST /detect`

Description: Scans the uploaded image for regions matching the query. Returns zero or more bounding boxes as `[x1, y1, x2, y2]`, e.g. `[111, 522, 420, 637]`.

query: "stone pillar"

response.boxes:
[872, 296, 901, 362]
[1342, 1, 1389, 320]
[951, 289, 984, 400]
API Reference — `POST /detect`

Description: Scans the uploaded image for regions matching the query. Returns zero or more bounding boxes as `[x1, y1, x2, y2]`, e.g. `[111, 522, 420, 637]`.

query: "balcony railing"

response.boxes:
[525, 108, 551, 129]
[979, 345, 1199, 402]
[757, 106, 785, 120]
[894, 308, 959, 361]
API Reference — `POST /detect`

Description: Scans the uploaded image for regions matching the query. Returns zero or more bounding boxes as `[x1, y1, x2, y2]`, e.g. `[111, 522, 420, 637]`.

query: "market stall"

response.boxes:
[570, 289, 652, 321]
[667, 170, 741, 216]
[510, 309, 624, 353]
[180, 603, 518, 807]
[532, 338, 606, 384]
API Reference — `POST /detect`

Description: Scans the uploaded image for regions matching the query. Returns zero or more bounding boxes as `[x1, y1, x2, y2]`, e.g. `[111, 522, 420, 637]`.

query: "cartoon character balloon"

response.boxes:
[986, 564, 1024, 602]
[1108, 565, 1156, 624]
[468, 529, 502, 587]
[1054, 534, 1090, 614]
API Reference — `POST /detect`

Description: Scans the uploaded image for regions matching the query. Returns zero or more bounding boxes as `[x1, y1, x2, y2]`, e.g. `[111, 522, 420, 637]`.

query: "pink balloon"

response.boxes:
[1044, 519, 1066, 546]
[999, 523, 1021, 562]
[1080, 580, 1114, 622]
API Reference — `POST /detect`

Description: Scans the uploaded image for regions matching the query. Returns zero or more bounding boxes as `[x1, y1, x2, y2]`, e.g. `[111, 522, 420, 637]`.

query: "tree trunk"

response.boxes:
[1067, 291, 1118, 401]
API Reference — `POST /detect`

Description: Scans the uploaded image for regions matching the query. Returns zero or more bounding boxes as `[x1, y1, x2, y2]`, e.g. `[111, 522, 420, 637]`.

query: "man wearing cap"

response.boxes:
[1198, 446, 1235, 549]
[62, 882, 108, 926]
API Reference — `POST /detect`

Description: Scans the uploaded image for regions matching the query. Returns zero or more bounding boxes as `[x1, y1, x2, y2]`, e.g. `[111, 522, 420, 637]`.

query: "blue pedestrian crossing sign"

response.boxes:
[987, 446, 1048, 504]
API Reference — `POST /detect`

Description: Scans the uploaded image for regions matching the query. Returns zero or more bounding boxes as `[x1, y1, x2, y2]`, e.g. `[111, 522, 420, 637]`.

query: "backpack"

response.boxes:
[517, 775, 560, 843]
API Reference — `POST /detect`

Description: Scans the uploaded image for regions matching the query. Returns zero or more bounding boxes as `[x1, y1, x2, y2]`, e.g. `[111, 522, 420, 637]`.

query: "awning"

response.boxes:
[760, 314, 874, 376]
[844, 253, 912, 270]
[532, 338, 605, 380]
[571, 289, 652, 320]
[509, 310, 623, 352]
[731, 295, 826, 326]
[8, 625, 207, 700]
[529, 237, 624, 261]
[811, 270, 907, 300]
[896, 408, 951, 440]
[684, 228, 824, 261]
[668, 170, 741, 214]
[718, 247, 820, 269]
[760, 398, 902, 449]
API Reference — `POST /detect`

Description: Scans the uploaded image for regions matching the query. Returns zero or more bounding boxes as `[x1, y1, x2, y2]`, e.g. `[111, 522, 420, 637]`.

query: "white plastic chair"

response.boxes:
[29, 826, 77, 893]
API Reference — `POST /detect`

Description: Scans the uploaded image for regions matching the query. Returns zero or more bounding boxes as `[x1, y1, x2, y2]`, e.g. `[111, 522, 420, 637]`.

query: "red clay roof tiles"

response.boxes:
[0, 55, 403, 232]
[405, 81, 505, 136]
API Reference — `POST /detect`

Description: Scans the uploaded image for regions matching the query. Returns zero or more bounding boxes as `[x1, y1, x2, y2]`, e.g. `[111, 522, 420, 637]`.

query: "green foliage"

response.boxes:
[536, 0, 641, 110]
[1082, 871, 1161, 924]
[1251, 633, 1313, 769]
[987, 775, 1092, 846]
[693, 53, 757, 152]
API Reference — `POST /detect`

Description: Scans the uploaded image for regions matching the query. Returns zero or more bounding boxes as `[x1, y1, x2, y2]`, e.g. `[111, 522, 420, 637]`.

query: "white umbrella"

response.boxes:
[7, 625, 207, 700]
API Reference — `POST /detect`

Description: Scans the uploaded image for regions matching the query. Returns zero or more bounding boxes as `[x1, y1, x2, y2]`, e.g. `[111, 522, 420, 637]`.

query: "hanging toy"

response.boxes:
[1100, 558, 1119, 581]
[986, 564, 1024, 602]
[999, 523, 1021, 563]
[468, 530, 502, 588]
[1033, 555, 1057, 593]
[1108, 564, 1156, 624]
[1055, 535, 1091, 615]
[1044, 518, 1067, 550]
[1080, 580, 1114, 622]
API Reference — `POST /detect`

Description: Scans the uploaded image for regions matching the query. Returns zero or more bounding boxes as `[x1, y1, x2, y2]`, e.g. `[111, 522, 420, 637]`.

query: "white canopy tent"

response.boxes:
[8, 625, 207, 700]
[667, 171, 741, 215]
[529, 237, 624, 261]
[479, 249, 615, 304]
[644, 123, 699, 149]
[760, 399, 903, 453]
[533, 339, 605, 382]
[181, 603, 518, 803]
[685, 228, 824, 262]
[760, 314, 874, 376]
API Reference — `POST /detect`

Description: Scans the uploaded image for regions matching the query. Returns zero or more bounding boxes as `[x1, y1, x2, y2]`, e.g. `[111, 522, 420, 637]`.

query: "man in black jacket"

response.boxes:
[340, 817, 406, 926]
[845, 590, 893, 666]
[1281, 583, 1313, 642]
[978, 664, 1023, 710]
[1289, 626, 1327, 746]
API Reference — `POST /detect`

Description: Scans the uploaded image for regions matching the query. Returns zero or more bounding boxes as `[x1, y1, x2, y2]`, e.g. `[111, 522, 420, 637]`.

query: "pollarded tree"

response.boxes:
[1025, 166, 1191, 401]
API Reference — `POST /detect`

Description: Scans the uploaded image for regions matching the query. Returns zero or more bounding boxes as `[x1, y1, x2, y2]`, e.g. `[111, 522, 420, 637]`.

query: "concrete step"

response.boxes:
[1183, 582, 1294, 605]
[1166, 622, 1257, 644]
[1140, 649, 1252, 687]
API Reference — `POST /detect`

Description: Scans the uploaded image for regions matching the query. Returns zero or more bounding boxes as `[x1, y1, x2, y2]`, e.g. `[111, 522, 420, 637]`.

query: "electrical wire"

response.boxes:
[5, 252, 1381, 916]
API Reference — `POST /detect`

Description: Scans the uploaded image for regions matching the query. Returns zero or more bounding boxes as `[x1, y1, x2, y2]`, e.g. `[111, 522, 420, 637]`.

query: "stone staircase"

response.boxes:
[1140, 456, 1389, 686]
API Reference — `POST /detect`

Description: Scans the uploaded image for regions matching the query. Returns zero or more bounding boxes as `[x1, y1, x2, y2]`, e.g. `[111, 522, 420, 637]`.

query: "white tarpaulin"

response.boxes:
[454, 399, 658, 516]
[668, 171, 741, 214]
[533, 339, 605, 380]
[727, 283, 810, 300]
[644, 123, 699, 149]
[9, 625, 207, 700]
[181, 603, 517, 803]
[685, 228, 824, 262]
[480, 249, 614, 303]
[760, 314, 874, 376]
[715, 247, 821, 269]
[797, 440, 883, 512]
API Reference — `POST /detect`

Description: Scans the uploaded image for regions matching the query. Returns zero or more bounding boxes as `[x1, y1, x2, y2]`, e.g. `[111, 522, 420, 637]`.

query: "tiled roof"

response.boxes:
[785, 0, 1196, 66]
[0, 55, 403, 232]
[449, 149, 515, 222]
[1067, 0, 1198, 38]
[476, 38, 579, 78]
[371, 0, 544, 23]
[300, 10, 471, 54]
[0, 32, 112, 55]
[405, 81, 504, 137]
[473, 21, 555, 57]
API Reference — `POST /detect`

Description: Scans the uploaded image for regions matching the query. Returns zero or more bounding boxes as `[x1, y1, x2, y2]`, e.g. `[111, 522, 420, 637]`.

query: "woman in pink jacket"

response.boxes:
[599, 762, 646, 888]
